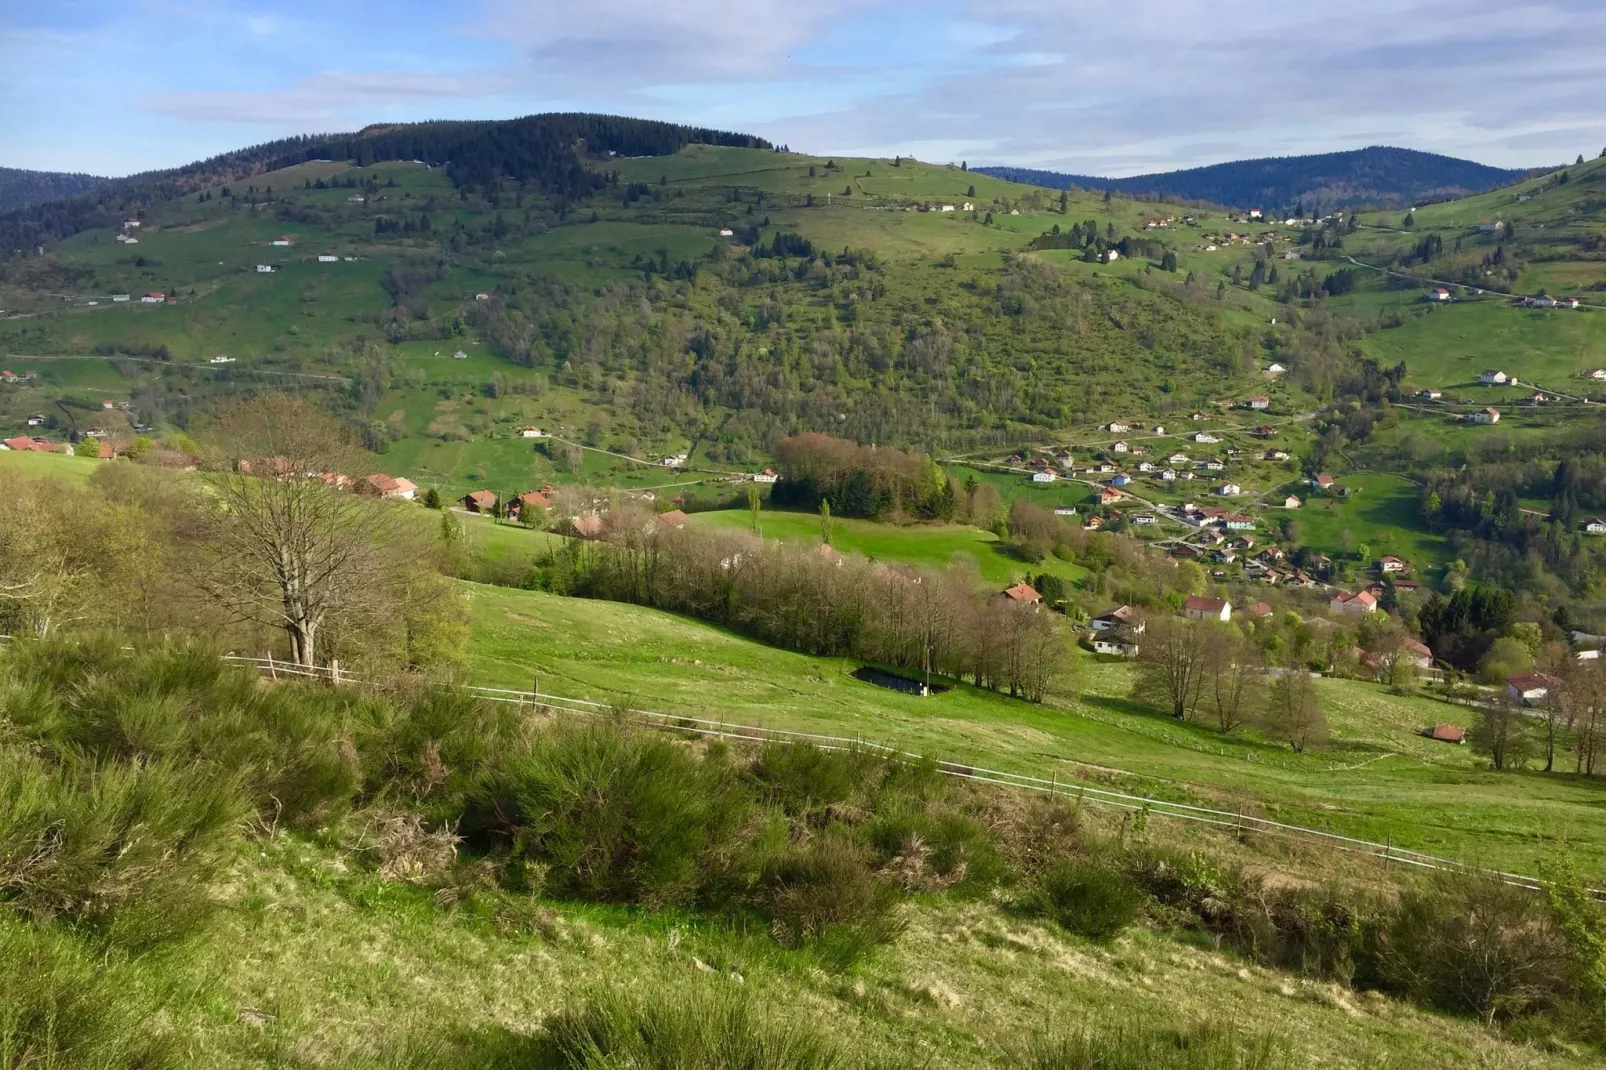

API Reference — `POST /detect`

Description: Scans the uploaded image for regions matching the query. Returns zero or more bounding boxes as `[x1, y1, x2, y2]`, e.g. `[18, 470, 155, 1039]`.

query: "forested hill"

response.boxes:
[0, 113, 770, 258]
[0, 166, 109, 214]
[977, 146, 1531, 212]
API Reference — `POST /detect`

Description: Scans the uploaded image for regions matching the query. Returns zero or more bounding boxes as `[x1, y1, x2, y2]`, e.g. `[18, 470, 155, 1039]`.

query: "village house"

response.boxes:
[1032, 470, 1056, 483]
[1266, 363, 1286, 375]
[1053, 506, 1077, 517]
[518, 426, 545, 438]
[1426, 287, 1451, 302]
[1203, 459, 1225, 472]
[718, 228, 734, 237]
[1133, 513, 1156, 525]
[365, 474, 417, 501]
[1584, 518, 1606, 535]
[1152, 424, 1166, 434]
[1182, 596, 1232, 622]
[270, 237, 293, 247]
[1160, 468, 1178, 481]
[1281, 494, 1302, 509]
[1106, 421, 1131, 434]
[655, 509, 690, 529]
[1402, 637, 1434, 669]
[1377, 555, 1410, 574]
[1479, 370, 1509, 385]
[1311, 473, 1336, 490]
[1193, 432, 1219, 444]
[453, 350, 468, 359]
[1097, 486, 1124, 505]
[317, 254, 339, 263]
[1091, 629, 1141, 657]
[1246, 396, 1270, 410]
[1191, 411, 1209, 421]
[753, 469, 780, 484]
[141, 292, 164, 304]
[1112, 440, 1130, 453]
[571, 515, 605, 539]
[1083, 516, 1103, 531]
[1090, 605, 1145, 633]
[1224, 514, 1255, 531]
[1264, 449, 1291, 462]
[209, 355, 234, 364]
[1507, 671, 1561, 706]
[1330, 590, 1378, 615]
[1216, 483, 1241, 496]
[998, 582, 1042, 606]
[1168, 452, 1191, 465]
[1108, 473, 1132, 486]
[461, 490, 498, 514]
[348, 194, 365, 203]
[506, 490, 551, 522]
[25, 414, 45, 427]
[1248, 602, 1274, 619]
[1137, 461, 1156, 473]
[1470, 407, 1501, 425]
[1418, 389, 1442, 400]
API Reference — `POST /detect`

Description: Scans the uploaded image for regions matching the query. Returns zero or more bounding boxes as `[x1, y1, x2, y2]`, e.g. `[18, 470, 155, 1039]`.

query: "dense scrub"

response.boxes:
[2, 637, 1603, 1064]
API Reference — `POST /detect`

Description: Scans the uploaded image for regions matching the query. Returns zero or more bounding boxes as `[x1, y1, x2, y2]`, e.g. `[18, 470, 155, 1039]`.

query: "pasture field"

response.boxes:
[689, 507, 1090, 587]
[1286, 473, 1448, 574]
[464, 583, 1606, 876]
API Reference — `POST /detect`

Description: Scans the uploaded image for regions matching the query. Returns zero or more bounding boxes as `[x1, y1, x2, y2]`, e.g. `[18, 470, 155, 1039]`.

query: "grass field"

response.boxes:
[464, 583, 1606, 876]
[0, 447, 103, 482]
[1288, 473, 1448, 574]
[689, 507, 1089, 587]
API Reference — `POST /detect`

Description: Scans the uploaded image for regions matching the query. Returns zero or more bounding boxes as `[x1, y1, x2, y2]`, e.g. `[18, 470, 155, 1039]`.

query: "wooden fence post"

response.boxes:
[329, 659, 340, 687]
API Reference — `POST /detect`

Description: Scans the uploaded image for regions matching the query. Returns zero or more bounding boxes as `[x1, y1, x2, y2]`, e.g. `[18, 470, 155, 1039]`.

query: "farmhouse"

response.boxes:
[1330, 591, 1378, 615]
[1506, 671, 1561, 705]
[1106, 421, 1131, 434]
[506, 490, 550, 520]
[1263, 449, 1290, 461]
[1108, 473, 1131, 486]
[1112, 440, 1130, 453]
[317, 254, 339, 263]
[1160, 468, 1178, 481]
[270, 237, 293, 246]
[571, 515, 606, 539]
[1182, 596, 1231, 622]
[365, 474, 417, 500]
[1402, 637, 1434, 669]
[1311, 473, 1336, 490]
[718, 228, 734, 237]
[1584, 518, 1606, 535]
[1470, 407, 1500, 424]
[1090, 605, 1144, 633]
[1203, 459, 1225, 472]
[1168, 452, 1191, 464]
[1097, 487, 1124, 505]
[1133, 513, 1156, 525]
[1426, 287, 1451, 302]
[1248, 601, 1274, 618]
[518, 427, 545, 438]
[1246, 396, 1270, 410]
[1266, 363, 1286, 375]
[1223, 514, 1255, 531]
[1031, 470, 1056, 483]
[1216, 483, 1241, 497]
[1193, 432, 1218, 444]
[1479, 370, 1508, 385]
[141, 292, 164, 303]
[1377, 555, 1410, 573]
[998, 582, 1042, 605]
[753, 469, 780, 484]
[1281, 494, 1301, 509]
[1092, 629, 1141, 657]
[655, 509, 690, 529]
[461, 490, 498, 514]
[1418, 389, 1442, 400]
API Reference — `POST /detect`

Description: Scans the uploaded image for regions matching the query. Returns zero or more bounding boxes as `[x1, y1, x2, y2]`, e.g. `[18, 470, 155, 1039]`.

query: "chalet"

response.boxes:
[999, 582, 1042, 605]
[1182, 596, 1231, 622]
[1329, 590, 1377, 615]
[571, 515, 605, 539]
[1377, 555, 1410, 574]
[1108, 473, 1132, 486]
[1506, 671, 1561, 705]
[365, 474, 417, 500]
[1097, 486, 1124, 505]
[1216, 483, 1241, 496]
[753, 469, 780, 484]
[461, 490, 498, 514]
[1090, 605, 1144, 633]
[1266, 363, 1287, 375]
[1584, 518, 1606, 535]
[1426, 287, 1451, 302]
[1193, 432, 1219, 444]
[1092, 631, 1141, 658]
[255, 264, 274, 273]
[1246, 396, 1270, 411]
[1418, 389, 1442, 400]
[1281, 494, 1302, 509]
[1311, 473, 1336, 490]
[1112, 440, 1130, 453]
[1471, 407, 1500, 424]
[518, 427, 546, 438]
[141, 292, 164, 304]
[1031, 470, 1057, 483]
[1421, 724, 1465, 745]
[1479, 370, 1508, 385]
[1106, 421, 1131, 434]
[1161, 469, 1178, 481]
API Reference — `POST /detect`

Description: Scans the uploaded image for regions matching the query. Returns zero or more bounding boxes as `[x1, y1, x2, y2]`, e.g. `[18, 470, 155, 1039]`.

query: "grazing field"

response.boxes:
[1288, 472, 1449, 574]
[464, 583, 1606, 876]
[689, 507, 1090, 587]
[0, 447, 102, 482]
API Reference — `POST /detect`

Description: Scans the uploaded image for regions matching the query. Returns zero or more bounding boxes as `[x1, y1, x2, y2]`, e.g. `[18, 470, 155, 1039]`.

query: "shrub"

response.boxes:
[749, 741, 856, 816]
[481, 723, 748, 907]
[752, 832, 905, 963]
[539, 984, 849, 1070]
[1379, 870, 1575, 1023]
[1026, 858, 1146, 941]
[1018, 1016, 1283, 1070]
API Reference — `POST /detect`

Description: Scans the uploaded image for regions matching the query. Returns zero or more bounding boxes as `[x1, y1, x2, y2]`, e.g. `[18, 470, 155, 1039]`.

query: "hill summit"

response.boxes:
[977, 145, 1533, 212]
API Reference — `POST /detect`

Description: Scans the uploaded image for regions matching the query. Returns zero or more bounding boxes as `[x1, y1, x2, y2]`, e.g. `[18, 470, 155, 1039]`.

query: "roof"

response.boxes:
[1092, 605, 1140, 625]
[1379, 555, 1408, 564]
[516, 490, 550, 509]
[1315, 473, 1335, 486]
[1248, 602, 1274, 617]
[1427, 724, 1465, 743]
[464, 489, 498, 507]
[1001, 583, 1042, 603]
[571, 515, 605, 538]
[1507, 671, 1561, 692]
[1184, 596, 1228, 614]
[657, 509, 690, 528]
[1403, 636, 1432, 658]
[1332, 590, 1378, 607]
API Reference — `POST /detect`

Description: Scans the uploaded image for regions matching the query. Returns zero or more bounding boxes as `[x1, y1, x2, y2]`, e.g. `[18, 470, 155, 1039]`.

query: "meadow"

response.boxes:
[463, 582, 1606, 875]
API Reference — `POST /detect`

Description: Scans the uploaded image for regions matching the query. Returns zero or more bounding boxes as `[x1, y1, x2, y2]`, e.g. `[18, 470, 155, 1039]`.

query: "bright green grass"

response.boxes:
[1361, 302, 1605, 391]
[689, 508, 1088, 587]
[0, 448, 102, 482]
[1285, 473, 1446, 574]
[464, 583, 1606, 875]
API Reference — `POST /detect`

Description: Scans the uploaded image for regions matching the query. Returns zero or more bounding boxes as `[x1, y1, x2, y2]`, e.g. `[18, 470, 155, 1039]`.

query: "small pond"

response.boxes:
[851, 666, 950, 696]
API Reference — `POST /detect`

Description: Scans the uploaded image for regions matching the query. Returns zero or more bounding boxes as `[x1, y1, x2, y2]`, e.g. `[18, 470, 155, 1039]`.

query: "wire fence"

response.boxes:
[223, 654, 1605, 899]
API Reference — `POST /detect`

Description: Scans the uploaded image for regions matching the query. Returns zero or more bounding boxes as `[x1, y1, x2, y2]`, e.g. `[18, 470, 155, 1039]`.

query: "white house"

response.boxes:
[1101, 249, 1121, 262]
[1193, 432, 1218, 444]
[1053, 506, 1077, 516]
[1217, 483, 1241, 496]
[1282, 495, 1302, 509]
[1591, 369, 1606, 382]
[140, 293, 163, 304]
[122, 220, 140, 229]
[518, 427, 546, 439]
[1152, 424, 1166, 434]
[938, 204, 955, 212]
[1133, 513, 1157, 525]
[1377, 555, 1410, 574]
[1137, 461, 1156, 473]
[1480, 370, 1508, 385]
[208, 356, 234, 364]
[317, 254, 339, 263]
[25, 414, 44, 427]
[1092, 634, 1141, 657]
[1471, 407, 1501, 424]
[111, 294, 129, 302]
[1168, 452, 1190, 464]
[1506, 672, 1560, 705]
[1183, 596, 1232, 622]
[1584, 518, 1606, 535]
[718, 228, 734, 237]
[1111, 440, 1130, 453]
[1032, 470, 1057, 483]
[1107, 421, 1131, 434]
[753, 469, 780, 484]
[1247, 396, 1270, 410]
[1266, 363, 1286, 375]
[1427, 287, 1451, 302]
[1090, 605, 1144, 633]
[1330, 591, 1378, 615]
[270, 238, 293, 247]
[1160, 468, 1178, 481]
[255, 264, 274, 273]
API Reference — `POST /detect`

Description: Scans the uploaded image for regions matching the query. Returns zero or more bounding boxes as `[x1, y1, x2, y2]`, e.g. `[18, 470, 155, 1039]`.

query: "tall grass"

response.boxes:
[1017, 1017, 1283, 1070]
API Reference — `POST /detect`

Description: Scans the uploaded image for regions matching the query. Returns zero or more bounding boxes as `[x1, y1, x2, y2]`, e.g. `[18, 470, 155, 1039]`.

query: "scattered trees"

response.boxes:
[1265, 671, 1327, 752]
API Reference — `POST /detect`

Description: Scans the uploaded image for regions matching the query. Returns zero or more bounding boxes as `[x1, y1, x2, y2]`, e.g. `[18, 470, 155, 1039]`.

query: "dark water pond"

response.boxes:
[851, 666, 950, 696]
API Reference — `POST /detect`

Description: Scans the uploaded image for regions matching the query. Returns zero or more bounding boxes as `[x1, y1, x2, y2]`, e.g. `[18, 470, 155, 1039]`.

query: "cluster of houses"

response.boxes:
[1521, 294, 1582, 310]
[0, 369, 37, 384]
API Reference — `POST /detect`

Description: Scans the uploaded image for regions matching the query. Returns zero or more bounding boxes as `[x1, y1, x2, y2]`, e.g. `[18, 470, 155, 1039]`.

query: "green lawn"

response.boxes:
[689, 507, 1088, 587]
[0, 448, 103, 483]
[464, 583, 1606, 876]
[1289, 473, 1448, 575]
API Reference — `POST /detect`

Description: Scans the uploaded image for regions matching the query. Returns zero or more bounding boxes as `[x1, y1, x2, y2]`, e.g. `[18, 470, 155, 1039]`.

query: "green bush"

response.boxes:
[483, 723, 749, 907]
[1026, 859, 1146, 941]
[749, 741, 856, 816]
[539, 984, 849, 1070]
[1018, 1016, 1283, 1069]
[752, 832, 905, 961]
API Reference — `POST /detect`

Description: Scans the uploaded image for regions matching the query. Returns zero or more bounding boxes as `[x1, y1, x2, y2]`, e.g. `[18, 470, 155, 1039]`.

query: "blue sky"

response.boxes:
[4, 0, 1605, 177]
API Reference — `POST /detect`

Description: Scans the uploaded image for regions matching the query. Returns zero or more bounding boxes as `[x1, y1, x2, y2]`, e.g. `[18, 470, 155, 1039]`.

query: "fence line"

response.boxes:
[214, 655, 1604, 899]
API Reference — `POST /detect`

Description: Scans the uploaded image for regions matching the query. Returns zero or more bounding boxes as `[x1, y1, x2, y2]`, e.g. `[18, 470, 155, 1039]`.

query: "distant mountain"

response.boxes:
[976, 146, 1533, 212]
[0, 166, 109, 214]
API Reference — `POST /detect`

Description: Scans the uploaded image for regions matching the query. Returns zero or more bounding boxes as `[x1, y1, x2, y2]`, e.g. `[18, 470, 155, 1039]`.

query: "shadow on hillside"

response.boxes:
[1081, 693, 1179, 723]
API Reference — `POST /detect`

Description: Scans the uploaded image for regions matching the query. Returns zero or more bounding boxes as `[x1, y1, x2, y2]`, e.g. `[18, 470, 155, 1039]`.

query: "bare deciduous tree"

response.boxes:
[1469, 693, 1536, 771]
[1202, 625, 1262, 734]
[1265, 671, 1327, 752]
[184, 394, 405, 667]
[1132, 616, 1209, 719]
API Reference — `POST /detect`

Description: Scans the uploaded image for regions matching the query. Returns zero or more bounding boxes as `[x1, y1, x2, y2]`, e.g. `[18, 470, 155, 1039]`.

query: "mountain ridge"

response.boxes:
[0, 166, 110, 215]
[976, 145, 1538, 212]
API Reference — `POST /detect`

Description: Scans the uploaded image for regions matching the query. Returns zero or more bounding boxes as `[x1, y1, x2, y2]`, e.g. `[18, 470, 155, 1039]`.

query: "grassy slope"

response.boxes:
[690, 507, 1089, 587]
[132, 833, 1585, 1070]
[464, 583, 1606, 876]
[0, 447, 102, 482]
